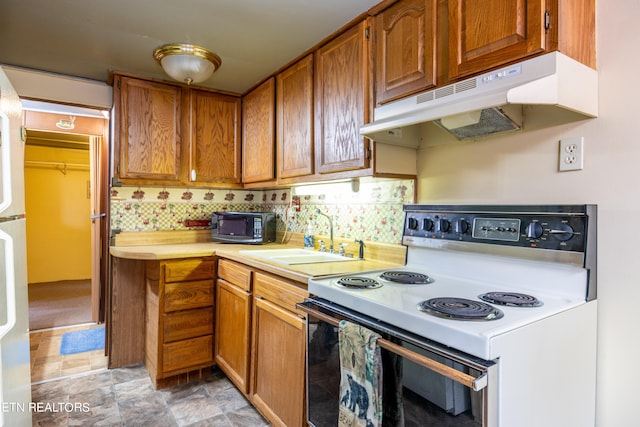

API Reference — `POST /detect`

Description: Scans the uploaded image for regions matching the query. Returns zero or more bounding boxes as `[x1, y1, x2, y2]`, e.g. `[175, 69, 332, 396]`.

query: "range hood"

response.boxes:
[360, 52, 598, 144]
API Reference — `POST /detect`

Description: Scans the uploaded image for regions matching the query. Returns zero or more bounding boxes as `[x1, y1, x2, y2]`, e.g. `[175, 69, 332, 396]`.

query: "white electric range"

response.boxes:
[303, 204, 597, 427]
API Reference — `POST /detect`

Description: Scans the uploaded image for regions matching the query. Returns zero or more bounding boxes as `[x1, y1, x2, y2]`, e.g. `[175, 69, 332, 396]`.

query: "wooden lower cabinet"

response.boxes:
[250, 272, 308, 427]
[145, 257, 216, 388]
[214, 259, 309, 426]
[215, 275, 252, 394]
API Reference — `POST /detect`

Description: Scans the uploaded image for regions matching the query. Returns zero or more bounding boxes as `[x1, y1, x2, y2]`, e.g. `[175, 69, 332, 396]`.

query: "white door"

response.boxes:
[0, 66, 32, 426]
[0, 220, 31, 426]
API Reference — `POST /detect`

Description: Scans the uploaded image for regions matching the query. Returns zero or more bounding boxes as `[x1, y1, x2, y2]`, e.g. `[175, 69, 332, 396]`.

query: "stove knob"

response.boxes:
[435, 218, 450, 233]
[550, 223, 575, 241]
[454, 219, 469, 234]
[407, 217, 419, 230]
[525, 222, 543, 239]
[422, 218, 434, 231]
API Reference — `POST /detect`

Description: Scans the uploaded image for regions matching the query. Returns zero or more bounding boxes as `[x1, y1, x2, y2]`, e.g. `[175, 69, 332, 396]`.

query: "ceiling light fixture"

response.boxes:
[153, 43, 222, 85]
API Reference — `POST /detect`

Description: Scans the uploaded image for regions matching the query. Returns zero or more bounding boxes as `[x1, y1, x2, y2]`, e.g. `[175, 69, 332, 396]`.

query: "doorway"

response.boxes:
[22, 101, 109, 331]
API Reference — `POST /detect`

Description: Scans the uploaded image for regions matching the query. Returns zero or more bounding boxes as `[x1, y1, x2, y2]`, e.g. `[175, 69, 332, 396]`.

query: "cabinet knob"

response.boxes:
[191, 169, 197, 181]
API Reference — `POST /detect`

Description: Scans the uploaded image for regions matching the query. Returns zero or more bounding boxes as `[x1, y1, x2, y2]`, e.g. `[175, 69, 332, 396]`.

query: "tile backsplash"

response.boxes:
[110, 178, 414, 244]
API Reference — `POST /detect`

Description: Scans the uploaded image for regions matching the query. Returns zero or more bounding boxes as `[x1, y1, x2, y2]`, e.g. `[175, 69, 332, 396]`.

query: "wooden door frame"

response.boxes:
[22, 108, 110, 323]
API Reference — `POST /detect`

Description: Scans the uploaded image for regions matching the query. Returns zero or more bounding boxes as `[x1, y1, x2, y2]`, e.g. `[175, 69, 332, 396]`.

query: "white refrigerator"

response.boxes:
[0, 67, 32, 426]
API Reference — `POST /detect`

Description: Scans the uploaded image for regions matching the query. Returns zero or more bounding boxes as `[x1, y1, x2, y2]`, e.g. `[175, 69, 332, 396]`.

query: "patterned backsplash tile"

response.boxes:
[110, 178, 414, 244]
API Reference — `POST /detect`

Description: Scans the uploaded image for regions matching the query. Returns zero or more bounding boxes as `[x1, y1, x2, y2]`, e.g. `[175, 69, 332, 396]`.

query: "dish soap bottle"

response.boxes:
[303, 222, 315, 250]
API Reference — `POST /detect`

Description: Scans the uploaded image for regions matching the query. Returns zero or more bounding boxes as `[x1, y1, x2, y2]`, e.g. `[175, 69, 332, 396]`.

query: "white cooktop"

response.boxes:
[308, 248, 588, 359]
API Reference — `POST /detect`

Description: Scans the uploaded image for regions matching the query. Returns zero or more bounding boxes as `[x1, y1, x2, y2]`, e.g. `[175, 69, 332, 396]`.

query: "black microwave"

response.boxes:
[211, 211, 276, 244]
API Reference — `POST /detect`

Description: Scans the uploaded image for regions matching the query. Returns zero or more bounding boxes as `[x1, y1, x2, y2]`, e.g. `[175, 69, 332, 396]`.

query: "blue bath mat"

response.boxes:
[60, 327, 105, 355]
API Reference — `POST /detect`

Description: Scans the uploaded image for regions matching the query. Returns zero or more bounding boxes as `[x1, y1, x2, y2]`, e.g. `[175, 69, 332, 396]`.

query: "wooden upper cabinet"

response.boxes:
[448, 0, 596, 80]
[187, 89, 241, 185]
[114, 75, 182, 183]
[315, 20, 372, 175]
[374, 0, 437, 105]
[448, 0, 545, 80]
[242, 77, 275, 184]
[447, 0, 596, 81]
[276, 54, 314, 181]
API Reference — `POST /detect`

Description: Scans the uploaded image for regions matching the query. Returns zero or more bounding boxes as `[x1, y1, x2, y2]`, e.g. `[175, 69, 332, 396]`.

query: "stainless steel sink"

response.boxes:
[239, 248, 358, 265]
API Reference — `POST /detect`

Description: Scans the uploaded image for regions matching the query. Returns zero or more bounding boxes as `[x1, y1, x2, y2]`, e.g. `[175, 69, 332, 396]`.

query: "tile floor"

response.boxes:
[29, 324, 269, 426]
[30, 323, 108, 383]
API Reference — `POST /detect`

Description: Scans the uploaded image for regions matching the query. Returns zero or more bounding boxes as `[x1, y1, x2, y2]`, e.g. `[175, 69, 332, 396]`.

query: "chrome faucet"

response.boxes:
[315, 209, 334, 253]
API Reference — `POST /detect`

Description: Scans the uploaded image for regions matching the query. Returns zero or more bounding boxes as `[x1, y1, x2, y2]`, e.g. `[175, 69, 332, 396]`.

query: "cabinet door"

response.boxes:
[448, 0, 546, 80]
[215, 278, 252, 394]
[315, 20, 372, 174]
[375, 0, 437, 104]
[115, 75, 182, 182]
[277, 55, 314, 180]
[242, 77, 276, 183]
[188, 89, 241, 184]
[251, 296, 306, 427]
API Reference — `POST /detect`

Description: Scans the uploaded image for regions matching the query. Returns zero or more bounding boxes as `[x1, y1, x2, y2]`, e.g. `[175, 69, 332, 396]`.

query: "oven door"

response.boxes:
[298, 298, 498, 427]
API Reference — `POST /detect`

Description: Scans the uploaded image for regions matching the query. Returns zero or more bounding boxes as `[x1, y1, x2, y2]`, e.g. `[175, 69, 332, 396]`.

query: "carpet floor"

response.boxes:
[28, 279, 92, 331]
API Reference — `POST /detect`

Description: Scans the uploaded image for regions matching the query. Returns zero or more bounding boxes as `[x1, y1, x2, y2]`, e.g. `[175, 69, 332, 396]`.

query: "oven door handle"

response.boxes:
[299, 303, 488, 391]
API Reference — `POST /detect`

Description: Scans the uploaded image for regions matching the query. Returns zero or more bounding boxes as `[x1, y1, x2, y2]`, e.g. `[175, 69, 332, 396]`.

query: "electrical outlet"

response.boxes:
[292, 195, 301, 212]
[559, 137, 584, 171]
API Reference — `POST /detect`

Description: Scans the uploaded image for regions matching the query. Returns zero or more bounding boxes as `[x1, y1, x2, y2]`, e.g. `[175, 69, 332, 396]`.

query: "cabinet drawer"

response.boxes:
[254, 272, 309, 315]
[162, 335, 213, 373]
[164, 259, 215, 283]
[164, 280, 213, 312]
[217, 259, 252, 291]
[164, 307, 213, 342]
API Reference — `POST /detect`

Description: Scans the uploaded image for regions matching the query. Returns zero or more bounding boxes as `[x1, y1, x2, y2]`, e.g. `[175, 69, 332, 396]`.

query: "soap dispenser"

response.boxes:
[303, 222, 315, 250]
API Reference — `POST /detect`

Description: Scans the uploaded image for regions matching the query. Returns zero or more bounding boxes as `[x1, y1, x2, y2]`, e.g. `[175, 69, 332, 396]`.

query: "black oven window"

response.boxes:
[219, 217, 247, 236]
[307, 318, 483, 427]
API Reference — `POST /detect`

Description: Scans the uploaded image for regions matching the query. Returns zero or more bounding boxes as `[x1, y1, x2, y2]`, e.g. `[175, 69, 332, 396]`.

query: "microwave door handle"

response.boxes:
[297, 303, 487, 391]
[0, 229, 17, 340]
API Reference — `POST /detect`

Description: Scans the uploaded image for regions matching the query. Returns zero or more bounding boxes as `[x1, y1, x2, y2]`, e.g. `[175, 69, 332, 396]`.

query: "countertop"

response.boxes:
[110, 241, 405, 284]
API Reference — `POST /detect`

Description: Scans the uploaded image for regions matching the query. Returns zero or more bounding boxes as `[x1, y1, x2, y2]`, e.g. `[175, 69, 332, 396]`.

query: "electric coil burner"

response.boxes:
[335, 276, 382, 289]
[478, 291, 543, 307]
[417, 297, 504, 321]
[380, 270, 434, 284]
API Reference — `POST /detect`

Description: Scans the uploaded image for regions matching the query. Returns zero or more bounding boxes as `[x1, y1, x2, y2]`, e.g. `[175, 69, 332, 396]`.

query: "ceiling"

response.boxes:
[0, 0, 381, 95]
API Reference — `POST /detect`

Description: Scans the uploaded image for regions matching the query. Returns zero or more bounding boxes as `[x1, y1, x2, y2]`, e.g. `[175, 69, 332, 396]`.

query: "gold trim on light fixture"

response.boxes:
[153, 43, 222, 85]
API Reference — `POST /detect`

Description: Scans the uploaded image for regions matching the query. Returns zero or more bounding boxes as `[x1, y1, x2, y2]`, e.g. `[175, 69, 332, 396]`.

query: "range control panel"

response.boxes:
[402, 205, 593, 252]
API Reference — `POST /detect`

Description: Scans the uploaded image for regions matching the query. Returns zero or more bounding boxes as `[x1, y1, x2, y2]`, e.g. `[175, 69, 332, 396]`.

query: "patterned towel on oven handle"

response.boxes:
[338, 320, 383, 427]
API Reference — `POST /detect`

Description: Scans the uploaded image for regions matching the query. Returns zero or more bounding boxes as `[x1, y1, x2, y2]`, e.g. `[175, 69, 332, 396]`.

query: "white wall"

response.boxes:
[2, 66, 112, 109]
[415, 3, 637, 426]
